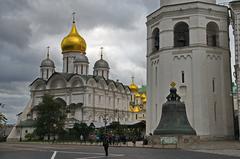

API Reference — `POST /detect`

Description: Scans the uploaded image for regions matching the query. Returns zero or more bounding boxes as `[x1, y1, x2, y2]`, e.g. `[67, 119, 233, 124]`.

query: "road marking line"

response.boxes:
[58, 150, 124, 156]
[75, 156, 106, 159]
[76, 155, 124, 159]
[51, 151, 57, 159]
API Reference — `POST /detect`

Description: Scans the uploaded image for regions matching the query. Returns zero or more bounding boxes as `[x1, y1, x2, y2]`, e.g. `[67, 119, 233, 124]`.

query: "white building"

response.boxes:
[230, 0, 240, 139]
[8, 19, 146, 141]
[146, 0, 234, 139]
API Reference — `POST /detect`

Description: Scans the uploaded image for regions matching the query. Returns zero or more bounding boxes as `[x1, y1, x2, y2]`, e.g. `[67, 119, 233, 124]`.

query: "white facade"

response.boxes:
[147, 0, 234, 139]
[230, 0, 240, 139]
[7, 53, 140, 141]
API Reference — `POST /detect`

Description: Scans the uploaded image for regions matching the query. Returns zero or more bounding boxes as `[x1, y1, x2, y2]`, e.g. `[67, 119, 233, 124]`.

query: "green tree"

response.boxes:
[71, 123, 94, 141]
[34, 94, 66, 140]
[0, 112, 7, 128]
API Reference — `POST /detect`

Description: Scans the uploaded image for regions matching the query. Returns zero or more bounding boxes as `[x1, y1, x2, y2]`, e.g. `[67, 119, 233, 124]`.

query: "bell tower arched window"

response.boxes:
[207, 22, 219, 47]
[152, 28, 160, 52]
[174, 22, 189, 47]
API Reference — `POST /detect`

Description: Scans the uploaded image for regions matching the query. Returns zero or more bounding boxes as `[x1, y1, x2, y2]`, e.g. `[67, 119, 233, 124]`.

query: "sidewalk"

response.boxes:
[182, 141, 240, 157]
[9, 140, 240, 157]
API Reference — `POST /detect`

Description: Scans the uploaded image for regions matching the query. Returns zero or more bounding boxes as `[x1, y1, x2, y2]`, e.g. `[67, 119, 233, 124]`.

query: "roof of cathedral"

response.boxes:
[30, 72, 130, 91]
[61, 20, 87, 54]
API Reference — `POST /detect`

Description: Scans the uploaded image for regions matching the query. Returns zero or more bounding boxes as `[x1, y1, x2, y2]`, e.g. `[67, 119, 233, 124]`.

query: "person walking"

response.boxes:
[103, 137, 109, 156]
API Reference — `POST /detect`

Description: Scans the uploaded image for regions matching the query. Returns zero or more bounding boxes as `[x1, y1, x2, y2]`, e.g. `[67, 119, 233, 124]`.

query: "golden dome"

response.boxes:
[129, 83, 138, 93]
[129, 105, 134, 112]
[133, 106, 141, 113]
[142, 98, 147, 104]
[135, 93, 141, 98]
[141, 93, 146, 100]
[61, 22, 87, 53]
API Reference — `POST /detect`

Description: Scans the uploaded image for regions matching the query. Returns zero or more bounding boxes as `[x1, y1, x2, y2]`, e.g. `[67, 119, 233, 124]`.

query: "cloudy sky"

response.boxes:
[0, 0, 232, 124]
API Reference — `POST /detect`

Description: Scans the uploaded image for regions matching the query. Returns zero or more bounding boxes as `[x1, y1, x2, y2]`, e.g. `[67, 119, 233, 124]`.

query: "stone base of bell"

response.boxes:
[150, 135, 200, 148]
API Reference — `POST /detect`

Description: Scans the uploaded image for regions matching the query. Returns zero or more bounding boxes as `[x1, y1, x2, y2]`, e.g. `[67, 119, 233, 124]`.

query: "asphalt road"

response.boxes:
[0, 143, 239, 159]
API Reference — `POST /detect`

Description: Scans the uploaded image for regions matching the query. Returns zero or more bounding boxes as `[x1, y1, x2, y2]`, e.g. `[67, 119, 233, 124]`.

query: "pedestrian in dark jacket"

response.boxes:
[103, 138, 109, 156]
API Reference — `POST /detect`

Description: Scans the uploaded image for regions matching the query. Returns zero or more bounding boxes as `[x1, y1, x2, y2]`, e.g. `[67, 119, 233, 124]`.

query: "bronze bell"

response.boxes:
[153, 83, 196, 135]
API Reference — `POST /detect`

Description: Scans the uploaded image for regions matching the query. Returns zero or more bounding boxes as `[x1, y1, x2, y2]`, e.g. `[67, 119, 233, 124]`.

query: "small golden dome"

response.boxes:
[141, 93, 146, 100]
[129, 83, 138, 93]
[129, 105, 134, 112]
[133, 106, 141, 113]
[142, 98, 147, 104]
[135, 93, 141, 98]
[61, 22, 87, 53]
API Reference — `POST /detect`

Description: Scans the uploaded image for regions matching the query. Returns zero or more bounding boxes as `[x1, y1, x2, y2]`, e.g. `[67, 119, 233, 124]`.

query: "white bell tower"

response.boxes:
[147, 0, 234, 139]
[160, 0, 216, 7]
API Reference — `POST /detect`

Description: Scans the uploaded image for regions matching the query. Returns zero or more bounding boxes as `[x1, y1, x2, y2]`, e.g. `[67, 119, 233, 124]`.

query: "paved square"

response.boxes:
[0, 143, 240, 159]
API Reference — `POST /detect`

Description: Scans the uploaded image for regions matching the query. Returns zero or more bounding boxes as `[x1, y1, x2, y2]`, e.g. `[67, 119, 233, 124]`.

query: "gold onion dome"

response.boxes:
[129, 83, 138, 93]
[135, 93, 141, 98]
[141, 93, 146, 100]
[129, 105, 134, 112]
[133, 106, 141, 113]
[61, 21, 87, 54]
[142, 98, 147, 104]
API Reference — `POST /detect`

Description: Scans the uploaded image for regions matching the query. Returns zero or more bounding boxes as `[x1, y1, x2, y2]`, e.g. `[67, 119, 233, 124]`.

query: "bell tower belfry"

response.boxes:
[146, 0, 234, 139]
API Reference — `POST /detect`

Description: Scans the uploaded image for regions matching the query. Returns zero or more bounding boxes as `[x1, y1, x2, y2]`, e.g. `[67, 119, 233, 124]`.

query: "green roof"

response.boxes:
[138, 85, 146, 93]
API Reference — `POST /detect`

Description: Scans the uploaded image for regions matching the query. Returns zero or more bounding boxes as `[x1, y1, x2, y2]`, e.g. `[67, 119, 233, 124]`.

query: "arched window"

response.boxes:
[174, 22, 189, 47]
[207, 22, 219, 47]
[152, 28, 160, 52]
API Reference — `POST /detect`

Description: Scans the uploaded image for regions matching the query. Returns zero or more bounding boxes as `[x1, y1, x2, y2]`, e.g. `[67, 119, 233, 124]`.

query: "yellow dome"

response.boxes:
[141, 93, 146, 100]
[129, 83, 138, 92]
[142, 98, 147, 104]
[135, 93, 141, 98]
[61, 22, 87, 53]
[129, 105, 134, 112]
[133, 106, 141, 113]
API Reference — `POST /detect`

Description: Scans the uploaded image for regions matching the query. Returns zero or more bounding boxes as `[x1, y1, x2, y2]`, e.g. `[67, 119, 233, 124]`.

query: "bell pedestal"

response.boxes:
[151, 135, 199, 148]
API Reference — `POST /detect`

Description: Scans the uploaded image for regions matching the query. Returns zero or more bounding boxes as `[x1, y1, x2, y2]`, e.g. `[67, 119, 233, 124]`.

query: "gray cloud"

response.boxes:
[0, 0, 158, 124]
[0, 16, 32, 49]
[0, 0, 231, 123]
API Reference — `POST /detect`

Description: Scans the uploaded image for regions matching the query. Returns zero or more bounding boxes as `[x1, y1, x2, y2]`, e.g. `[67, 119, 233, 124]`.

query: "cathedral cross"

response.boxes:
[100, 47, 104, 59]
[131, 76, 135, 84]
[47, 46, 50, 59]
[72, 12, 76, 23]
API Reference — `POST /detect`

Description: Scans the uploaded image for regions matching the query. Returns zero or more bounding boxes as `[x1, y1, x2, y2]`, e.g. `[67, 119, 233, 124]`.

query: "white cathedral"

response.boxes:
[146, 0, 234, 139]
[7, 18, 147, 141]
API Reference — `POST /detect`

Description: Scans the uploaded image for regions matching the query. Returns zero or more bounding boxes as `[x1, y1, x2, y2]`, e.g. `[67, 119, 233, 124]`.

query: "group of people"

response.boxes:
[101, 135, 138, 156]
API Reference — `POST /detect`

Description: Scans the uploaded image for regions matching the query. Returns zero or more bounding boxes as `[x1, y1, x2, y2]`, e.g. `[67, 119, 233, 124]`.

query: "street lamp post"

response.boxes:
[103, 112, 108, 133]
[53, 123, 56, 142]
[19, 123, 22, 142]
